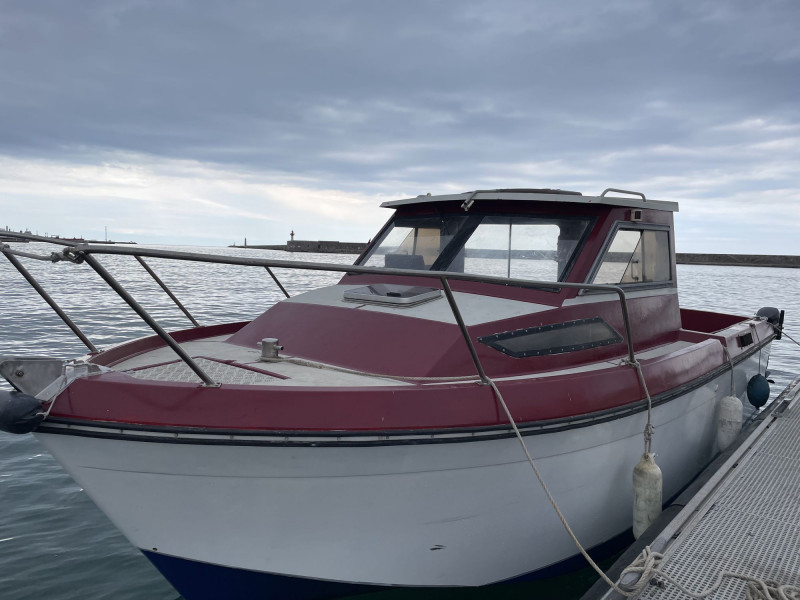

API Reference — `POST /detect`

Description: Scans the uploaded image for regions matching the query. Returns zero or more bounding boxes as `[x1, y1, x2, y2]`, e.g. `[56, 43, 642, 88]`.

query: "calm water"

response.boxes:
[1, 244, 799, 600]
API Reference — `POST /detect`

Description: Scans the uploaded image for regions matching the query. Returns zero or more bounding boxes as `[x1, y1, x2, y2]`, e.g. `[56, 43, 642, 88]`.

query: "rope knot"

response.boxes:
[623, 357, 641, 369]
[617, 546, 665, 596]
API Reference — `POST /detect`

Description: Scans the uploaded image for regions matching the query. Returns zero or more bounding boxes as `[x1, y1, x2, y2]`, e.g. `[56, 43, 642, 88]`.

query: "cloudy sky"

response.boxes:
[1, 0, 798, 252]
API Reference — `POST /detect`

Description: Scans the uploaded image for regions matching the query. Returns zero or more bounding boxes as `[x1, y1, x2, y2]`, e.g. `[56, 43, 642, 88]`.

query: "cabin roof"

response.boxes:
[380, 188, 679, 212]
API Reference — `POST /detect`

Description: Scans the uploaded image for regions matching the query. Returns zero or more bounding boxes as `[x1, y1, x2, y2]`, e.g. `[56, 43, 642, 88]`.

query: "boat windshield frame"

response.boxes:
[356, 211, 595, 283]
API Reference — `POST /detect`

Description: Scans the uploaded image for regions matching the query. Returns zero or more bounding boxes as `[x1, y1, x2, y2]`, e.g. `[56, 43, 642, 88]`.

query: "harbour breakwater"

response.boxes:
[230, 240, 369, 254]
[675, 253, 800, 268]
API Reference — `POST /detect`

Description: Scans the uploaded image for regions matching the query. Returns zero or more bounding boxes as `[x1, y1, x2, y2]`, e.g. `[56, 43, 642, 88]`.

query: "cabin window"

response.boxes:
[479, 318, 623, 358]
[360, 215, 470, 270]
[592, 227, 671, 285]
[445, 216, 591, 281]
[358, 213, 591, 282]
[457, 219, 563, 281]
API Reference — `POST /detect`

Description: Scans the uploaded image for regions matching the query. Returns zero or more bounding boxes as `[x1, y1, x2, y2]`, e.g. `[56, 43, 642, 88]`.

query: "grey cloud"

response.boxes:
[0, 0, 798, 251]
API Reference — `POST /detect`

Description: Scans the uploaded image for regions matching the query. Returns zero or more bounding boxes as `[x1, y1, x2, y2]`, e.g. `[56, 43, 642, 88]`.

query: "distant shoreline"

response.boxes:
[229, 241, 800, 268]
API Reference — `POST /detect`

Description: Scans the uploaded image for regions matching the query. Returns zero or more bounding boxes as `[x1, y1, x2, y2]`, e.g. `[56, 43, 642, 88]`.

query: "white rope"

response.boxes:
[485, 377, 635, 596]
[36, 362, 112, 420]
[621, 547, 800, 599]
[486, 371, 800, 599]
[773, 324, 800, 347]
[624, 358, 655, 454]
[753, 324, 763, 372]
[722, 345, 736, 396]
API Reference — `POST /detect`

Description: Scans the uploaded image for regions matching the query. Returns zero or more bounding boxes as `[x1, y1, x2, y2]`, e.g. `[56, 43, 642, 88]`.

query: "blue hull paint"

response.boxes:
[142, 531, 632, 600]
[143, 551, 380, 600]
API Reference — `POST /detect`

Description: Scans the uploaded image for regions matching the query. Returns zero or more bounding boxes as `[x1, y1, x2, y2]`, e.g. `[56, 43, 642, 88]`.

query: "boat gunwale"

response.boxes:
[34, 335, 772, 447]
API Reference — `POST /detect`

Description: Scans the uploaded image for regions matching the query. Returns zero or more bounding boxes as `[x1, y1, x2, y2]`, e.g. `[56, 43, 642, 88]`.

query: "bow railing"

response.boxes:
[1, 232, 636, 387]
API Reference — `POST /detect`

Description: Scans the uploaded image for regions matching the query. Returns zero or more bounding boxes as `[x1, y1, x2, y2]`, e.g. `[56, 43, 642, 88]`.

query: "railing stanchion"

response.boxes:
[1, 246, 99, 354]
[265, 266, 290, 298]
[80, 252, 218, 387]
[440, 277, 489, 384]
[134, 255, 200, 327]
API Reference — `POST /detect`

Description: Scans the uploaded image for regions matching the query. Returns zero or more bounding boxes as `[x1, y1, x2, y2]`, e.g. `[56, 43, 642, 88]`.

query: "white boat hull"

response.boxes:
[33, 353, 765, 598]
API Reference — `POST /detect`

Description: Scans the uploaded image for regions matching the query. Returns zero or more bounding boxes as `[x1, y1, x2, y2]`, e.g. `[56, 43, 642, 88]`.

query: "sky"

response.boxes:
[0, 0, 798, 252]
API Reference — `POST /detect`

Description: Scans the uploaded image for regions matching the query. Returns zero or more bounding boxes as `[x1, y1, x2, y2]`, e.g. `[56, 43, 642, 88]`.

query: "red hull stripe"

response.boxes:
[49, 338, 741, 432]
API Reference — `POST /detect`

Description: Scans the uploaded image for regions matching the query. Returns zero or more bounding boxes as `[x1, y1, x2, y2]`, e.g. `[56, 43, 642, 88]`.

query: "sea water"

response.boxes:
[1, 244, 799, 600]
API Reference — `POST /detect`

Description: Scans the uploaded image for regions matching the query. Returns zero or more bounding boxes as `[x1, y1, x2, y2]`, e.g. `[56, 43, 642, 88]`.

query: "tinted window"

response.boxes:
[479, 318, 623, 358]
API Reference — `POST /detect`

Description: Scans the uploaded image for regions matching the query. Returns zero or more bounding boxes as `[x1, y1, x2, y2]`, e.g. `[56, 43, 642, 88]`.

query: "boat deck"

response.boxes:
[586, 376, 800, 600]
[107, 334, 697, 387]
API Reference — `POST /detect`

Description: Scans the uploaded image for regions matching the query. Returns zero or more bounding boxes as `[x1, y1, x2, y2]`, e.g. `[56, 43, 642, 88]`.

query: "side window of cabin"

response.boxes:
[593, 228, 671, 285]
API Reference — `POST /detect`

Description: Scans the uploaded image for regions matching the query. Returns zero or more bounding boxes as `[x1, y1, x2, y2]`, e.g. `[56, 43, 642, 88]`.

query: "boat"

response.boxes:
[0, 188, 783, 600]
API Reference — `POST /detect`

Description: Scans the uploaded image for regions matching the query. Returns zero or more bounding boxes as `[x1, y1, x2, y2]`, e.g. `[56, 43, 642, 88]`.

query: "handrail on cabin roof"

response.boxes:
[380, 189, 675, 211]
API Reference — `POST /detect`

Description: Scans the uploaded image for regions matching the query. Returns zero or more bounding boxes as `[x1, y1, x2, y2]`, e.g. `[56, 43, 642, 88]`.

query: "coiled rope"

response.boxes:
[619, 547, 800, 599]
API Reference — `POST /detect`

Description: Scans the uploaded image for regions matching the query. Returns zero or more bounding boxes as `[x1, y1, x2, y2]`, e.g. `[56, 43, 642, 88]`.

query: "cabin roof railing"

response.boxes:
[380, 188, 679, 212]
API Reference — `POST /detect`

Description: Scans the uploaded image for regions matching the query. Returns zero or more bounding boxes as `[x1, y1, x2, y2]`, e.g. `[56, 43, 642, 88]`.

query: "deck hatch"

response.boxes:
[478, 317, 623, 358]
[343, 284, 442, 307]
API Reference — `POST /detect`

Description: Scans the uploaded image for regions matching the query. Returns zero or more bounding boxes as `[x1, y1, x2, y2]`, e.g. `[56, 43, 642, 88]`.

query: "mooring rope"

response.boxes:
[485, 377, 635, 596]
[722, 345, 736, 396]
[486, 366, 800, 599]
[773, 324, 800, 347]
[624, 358, 655, 454]
[263, 352, 641, 596]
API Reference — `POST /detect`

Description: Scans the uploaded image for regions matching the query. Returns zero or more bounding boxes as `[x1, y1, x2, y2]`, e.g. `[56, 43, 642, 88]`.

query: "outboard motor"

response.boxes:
[0, 390, 45, 434]
[757, 306, 785, 340]
[0, 356, 64, 434]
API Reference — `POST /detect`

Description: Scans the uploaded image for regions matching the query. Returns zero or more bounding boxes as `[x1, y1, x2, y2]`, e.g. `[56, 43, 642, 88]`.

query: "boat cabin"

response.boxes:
[360, 189, 675, 293]
[270, 188, 680, 376]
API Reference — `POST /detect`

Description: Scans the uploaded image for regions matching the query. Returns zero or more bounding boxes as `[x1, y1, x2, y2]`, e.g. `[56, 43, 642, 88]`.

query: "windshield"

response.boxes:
[358, 213, 592, 282]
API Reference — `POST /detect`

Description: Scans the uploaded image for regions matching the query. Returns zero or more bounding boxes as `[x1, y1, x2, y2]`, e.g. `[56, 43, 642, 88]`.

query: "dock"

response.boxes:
[583, 376, 800, 600]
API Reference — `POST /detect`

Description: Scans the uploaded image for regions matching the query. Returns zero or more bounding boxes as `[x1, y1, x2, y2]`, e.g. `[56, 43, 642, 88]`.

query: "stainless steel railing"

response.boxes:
[1, 232, 636, 387]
